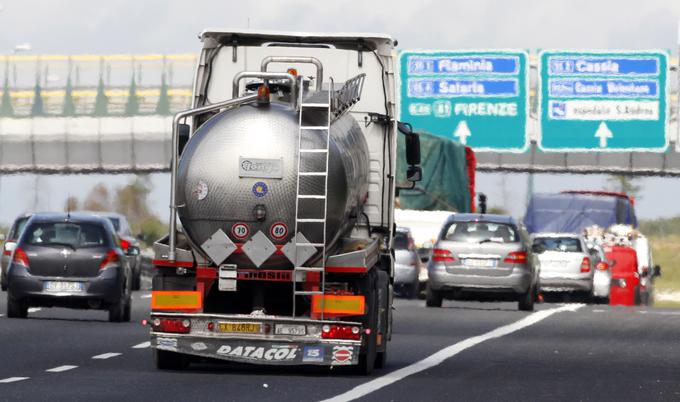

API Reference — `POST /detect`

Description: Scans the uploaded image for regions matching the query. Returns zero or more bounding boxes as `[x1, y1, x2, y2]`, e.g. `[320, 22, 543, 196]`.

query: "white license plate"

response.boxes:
[274, 324, 306, 336]
[43, 281, 84, 292]
[464, 259, 496, 268]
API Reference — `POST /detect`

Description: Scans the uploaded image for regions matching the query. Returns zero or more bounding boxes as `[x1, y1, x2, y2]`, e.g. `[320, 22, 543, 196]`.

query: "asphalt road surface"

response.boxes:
[1, 292, 679, 401]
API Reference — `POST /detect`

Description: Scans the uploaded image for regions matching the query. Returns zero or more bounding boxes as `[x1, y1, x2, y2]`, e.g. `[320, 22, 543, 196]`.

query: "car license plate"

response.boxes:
[43, 281, 84, 292]
[218, 322, 262, 334]
[274, 324, 306, 336]
[464, 259, 496, 268]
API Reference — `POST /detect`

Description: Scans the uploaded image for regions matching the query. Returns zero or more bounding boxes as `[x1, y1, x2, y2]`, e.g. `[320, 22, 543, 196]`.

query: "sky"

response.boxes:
[0, 0, 679, 225]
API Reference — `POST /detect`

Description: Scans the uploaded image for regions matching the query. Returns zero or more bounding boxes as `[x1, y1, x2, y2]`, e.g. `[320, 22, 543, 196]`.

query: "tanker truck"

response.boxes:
[148, 29, 422, 374]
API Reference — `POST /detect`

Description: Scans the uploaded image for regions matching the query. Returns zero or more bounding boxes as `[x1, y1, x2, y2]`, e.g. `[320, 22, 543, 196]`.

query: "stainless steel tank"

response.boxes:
[176, 100, 369, 268]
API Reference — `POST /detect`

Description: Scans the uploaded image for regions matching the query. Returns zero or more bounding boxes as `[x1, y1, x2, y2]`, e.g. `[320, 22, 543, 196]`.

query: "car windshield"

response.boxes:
[107, 217, 121, 232]
[534, 237, 582, 252]
[443, 221, 519, 243]
[24, 222, 107, 248]
[394, 232, 410, 249]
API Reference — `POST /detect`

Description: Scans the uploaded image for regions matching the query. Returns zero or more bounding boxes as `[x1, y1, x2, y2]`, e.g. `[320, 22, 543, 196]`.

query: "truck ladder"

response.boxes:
[292, 79, 333, 319]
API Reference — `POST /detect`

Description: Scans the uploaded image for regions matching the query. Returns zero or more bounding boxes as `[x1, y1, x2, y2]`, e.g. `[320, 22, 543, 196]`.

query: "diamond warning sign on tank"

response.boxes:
[242, 231, 276, 267]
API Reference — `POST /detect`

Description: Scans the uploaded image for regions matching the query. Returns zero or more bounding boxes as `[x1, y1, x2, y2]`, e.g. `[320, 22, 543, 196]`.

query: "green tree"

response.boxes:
[114, 176, 166, 246]
[1, 74, 13, 117]
[93, 76, 108, 116]
[155, 72, 171, 115]
[62, 75, 76, 116]
[607, 175, 642, 200]
[31, 78, 45, 116]
[124, 76, 140, 116]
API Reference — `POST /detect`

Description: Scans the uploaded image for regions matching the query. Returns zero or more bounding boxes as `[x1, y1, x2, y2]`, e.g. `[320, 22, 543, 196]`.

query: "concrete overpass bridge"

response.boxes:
[0, 52, 679, 176]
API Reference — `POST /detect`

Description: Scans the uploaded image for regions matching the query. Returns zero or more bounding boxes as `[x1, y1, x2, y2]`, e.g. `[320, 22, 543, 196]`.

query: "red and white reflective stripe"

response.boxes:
[325, 266, 368, 274]
[152, 259, 194, 268]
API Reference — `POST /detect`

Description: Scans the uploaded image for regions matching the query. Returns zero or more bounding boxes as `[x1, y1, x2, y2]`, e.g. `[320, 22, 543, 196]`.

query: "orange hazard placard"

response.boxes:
[151, 291, 202, 310]
[311, 295, 365, 316]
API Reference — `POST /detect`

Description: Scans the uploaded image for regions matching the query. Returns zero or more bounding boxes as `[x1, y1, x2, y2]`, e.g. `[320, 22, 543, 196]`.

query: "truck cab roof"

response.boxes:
[199, 29, 396, 50]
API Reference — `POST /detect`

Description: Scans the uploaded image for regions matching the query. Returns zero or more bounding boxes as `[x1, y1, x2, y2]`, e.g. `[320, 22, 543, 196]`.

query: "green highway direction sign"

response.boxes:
[539, 50, 669, 152]
[399, 50, 529, 152]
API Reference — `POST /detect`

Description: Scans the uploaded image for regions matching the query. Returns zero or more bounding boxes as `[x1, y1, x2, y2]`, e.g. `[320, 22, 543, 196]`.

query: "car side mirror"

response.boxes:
[405, 133, 421, 166]
[653, 265, 661, 277]
[406, 165, 422, 183]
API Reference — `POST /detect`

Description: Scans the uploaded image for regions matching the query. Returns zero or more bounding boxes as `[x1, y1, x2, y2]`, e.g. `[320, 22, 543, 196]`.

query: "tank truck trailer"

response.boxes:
[148, 30, 422, 374]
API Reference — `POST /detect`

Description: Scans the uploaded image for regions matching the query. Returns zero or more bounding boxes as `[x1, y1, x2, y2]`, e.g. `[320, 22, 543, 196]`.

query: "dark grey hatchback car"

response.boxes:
[5, 213, 132, 322]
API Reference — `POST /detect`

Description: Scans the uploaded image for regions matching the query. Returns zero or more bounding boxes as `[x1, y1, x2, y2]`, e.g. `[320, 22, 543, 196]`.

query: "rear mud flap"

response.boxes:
[151, 334, 360, 366]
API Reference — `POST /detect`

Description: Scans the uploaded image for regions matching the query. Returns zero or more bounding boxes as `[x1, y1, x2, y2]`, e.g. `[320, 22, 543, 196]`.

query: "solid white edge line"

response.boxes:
[132, 341, 151, 349]
[0, 377, 30, 383]
[46, 365, 78, 373]
[92, 352, 122, 360]
[322, 304, 585, 402]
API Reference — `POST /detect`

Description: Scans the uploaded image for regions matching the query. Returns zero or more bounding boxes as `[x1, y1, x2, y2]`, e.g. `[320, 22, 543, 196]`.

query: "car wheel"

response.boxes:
[155, 349, 189, 370]
[405, 279, 419, 299]
[7, 295, 28, 318]
[518, 284, 536, 312]
[425, 283, 443, 308]
[122, 296, 132, 322]
[132, 269, 141, 291]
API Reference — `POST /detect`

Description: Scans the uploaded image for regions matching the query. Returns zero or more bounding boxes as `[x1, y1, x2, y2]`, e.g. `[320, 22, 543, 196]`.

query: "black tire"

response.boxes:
[425, 283, 443, 308]
[356, 270, 378, 375]
[375, 347, 387, 369]
[122, 296, 132, 322]
[374, 269, 390, 370]
[7, 295, 28, 318]
[155, 349, 189, 370]
[518, 284, 536, 312]
[131, 272, 141, 291]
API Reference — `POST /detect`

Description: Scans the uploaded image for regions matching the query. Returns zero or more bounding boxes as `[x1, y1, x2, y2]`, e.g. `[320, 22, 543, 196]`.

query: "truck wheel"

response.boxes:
[425, 283, 443, 307]
[374, 269, 390, 369]
[155, 349, 189, 370]
[356, 270, 378, 375]
[518, 284, 536, 312]
[7, 295, 28, 318]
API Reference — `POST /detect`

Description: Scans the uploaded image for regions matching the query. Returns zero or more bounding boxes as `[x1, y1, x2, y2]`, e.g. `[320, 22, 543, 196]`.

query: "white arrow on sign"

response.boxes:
[594, 121, 613, 148]
[454, 120, 471, 145]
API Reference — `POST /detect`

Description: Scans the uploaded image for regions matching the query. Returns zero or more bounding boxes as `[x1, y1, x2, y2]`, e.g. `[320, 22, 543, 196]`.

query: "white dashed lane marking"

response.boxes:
[46, 365, 78, 373]
[322, 304, 584, 402]
[132, 341, 151, 349]
[140, 294, 152, 299]
[0, 377, 29, 383]
[27, 308, 41, 313]
[92, 353, 122, 360]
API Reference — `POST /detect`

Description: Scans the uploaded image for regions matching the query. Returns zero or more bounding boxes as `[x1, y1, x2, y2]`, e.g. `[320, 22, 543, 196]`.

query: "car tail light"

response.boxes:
[120, 239, 130, 252]
[504, 251, 527, 264]
[580, 257, 591, 273]
[432, 248, 455, 263]
[596, 261, 609, 271]
[12, 247, 30, 267]
[321, 324, 361, 340]
[3, 242, 15, 256]
[151, 318, 191, 334]
[99, 250, 120, 270]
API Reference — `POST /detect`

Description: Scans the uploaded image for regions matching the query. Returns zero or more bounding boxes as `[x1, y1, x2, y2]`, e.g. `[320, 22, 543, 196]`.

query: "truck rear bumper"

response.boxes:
[149, 312, 362, 366]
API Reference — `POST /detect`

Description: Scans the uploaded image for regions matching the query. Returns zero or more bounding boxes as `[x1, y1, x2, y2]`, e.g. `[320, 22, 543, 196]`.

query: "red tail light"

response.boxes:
[120, 239, 130, 252]
[321, 324, 361, 340]
[151, 318, 191, 334]
[504, 251, 527, 264]
[596, 261, 609, 271]
[99, 250, 120, 270]
[580, 257, 591, 273]
[432, 248, 455, 262]
[12, 247, 30, 267]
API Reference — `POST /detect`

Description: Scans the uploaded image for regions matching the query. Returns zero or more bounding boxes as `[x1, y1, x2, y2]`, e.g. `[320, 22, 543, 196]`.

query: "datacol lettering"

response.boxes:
[408, 56, 519, 75]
